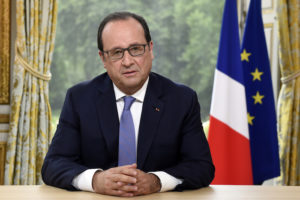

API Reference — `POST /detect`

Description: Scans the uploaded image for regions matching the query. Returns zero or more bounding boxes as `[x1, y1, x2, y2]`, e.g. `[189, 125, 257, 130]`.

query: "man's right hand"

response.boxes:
[92, 164, 138, 197]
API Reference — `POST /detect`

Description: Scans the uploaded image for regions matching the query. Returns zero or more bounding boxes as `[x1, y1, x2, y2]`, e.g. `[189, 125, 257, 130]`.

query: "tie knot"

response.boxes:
[123, 96, 135, 111]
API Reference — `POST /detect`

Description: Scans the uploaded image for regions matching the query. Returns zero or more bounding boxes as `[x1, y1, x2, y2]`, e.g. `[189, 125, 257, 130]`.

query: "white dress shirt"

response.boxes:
[72, 77, 182, 192]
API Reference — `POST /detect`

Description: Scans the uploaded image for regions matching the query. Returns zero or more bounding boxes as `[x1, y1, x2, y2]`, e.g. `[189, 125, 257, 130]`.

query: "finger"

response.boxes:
[132, 168, 146, 181]
[117, 181, 125, 187]
[132, 188, 145, 196]
[110, 164, 137, 173]
[119, 167, 138, 177]
[106, 181, 124, 190]
[111, 181, 138, 192]
[111, 165, 138, 177]
[109, 189, 134, 197]
[119, 184, 138, 192]
[110, 173, 137, 184]
[128, 163, 137, 168]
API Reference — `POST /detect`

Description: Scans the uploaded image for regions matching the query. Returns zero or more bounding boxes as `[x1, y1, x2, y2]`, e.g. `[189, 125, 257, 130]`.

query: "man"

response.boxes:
[42, 11, 214, 197]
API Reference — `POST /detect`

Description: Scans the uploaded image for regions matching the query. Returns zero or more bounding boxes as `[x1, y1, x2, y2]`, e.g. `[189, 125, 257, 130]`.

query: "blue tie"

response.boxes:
[118, 96, 136, 166]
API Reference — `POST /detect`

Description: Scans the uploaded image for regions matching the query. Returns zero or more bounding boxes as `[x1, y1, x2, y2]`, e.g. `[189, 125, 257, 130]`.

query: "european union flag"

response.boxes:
[241, 0, 280, 184]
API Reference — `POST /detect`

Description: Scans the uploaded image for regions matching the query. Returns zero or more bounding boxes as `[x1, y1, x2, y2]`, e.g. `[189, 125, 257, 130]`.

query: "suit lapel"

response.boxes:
[137, 73, 164, 169]
[94, 75, 119, 164]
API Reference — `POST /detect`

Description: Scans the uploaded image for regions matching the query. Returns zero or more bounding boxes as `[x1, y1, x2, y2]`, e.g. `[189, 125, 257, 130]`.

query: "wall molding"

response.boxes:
[0, 142, 6, 185]
[0, 114, 9, 123]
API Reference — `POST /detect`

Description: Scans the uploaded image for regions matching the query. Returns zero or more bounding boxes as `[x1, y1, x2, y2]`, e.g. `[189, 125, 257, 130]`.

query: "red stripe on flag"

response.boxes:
[208, 116, 253, 184]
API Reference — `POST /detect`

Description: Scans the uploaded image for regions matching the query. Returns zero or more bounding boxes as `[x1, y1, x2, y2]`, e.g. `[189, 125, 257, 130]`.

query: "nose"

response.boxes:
[121, 50, 134, 67]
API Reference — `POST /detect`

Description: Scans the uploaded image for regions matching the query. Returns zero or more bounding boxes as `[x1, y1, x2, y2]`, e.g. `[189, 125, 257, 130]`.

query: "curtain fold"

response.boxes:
[276, 0, 300, 185]
[4, 0, 57, 185]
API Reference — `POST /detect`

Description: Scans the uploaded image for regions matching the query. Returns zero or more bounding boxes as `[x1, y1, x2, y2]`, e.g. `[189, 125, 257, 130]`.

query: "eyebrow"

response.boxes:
[107, 43, 145, 51]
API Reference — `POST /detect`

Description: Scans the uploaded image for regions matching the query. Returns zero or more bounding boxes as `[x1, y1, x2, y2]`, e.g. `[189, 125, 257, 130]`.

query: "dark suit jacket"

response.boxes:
[42, 72, 214, 191]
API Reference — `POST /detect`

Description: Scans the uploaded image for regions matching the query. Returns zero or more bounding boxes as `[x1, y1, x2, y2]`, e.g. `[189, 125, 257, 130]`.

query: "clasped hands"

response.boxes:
[92, 163, 161, 197]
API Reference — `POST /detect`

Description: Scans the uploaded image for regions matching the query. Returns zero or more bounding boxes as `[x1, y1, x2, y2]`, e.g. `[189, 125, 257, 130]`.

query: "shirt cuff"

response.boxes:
[72, 169, 102, 192]
[150, 171, 183, 192]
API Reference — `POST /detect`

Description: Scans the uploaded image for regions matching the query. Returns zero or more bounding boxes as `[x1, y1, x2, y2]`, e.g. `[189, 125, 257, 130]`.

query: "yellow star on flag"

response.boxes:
[247, 112, 255, 126]
[241, 49, 251, 62]
[251, 68, 264, 81]
[252, 91, 264, 104]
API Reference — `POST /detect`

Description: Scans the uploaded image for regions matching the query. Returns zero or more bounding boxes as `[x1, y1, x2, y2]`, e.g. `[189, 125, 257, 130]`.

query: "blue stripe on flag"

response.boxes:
[216, 0, 244, 85]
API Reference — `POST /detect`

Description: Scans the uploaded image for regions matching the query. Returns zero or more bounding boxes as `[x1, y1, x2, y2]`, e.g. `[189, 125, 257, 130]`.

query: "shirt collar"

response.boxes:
[113, 77, 149, 103]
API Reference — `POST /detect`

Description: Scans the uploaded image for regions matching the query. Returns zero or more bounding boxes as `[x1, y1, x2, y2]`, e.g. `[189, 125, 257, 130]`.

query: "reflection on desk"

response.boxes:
[0, 185, 300, 200]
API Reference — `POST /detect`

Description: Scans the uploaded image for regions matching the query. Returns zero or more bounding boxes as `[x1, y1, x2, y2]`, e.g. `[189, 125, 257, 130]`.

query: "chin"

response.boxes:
[125, 82, 141, 89]
[125, 80, 144, 89]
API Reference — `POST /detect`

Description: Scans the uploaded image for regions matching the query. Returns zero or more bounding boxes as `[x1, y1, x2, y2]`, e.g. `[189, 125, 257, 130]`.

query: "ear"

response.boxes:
[98, 51, 106, 67]
[148, 41, 154, 60]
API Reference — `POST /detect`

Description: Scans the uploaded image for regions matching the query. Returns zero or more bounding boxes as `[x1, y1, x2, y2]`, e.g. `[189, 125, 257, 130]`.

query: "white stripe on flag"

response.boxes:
[210, 69, 249, 139]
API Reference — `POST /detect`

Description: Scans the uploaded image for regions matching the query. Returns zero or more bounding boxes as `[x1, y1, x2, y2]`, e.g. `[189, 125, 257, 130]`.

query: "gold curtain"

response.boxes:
[0, 0, 10, 105]
[276, 0, 300, 185]
[4, 0, 57, 184]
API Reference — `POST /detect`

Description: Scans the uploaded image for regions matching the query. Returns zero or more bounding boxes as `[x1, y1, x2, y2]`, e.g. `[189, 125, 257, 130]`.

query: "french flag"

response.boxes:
[208, 0, 253, 184]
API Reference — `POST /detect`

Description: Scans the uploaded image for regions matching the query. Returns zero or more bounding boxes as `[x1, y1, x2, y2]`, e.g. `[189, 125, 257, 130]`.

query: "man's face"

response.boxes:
[99, 18, 154, 95]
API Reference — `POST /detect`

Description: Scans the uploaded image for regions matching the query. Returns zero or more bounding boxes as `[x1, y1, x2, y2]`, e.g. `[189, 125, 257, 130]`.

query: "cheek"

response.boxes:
[143, 59, 152, 72]
[106, 62, 121, 74]
[137, 58, 152, 72]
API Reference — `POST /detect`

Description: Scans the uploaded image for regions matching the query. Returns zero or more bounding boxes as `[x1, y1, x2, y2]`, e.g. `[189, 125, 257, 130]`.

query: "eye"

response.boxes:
[110, 49, 123, 56]
[129, 45, 143, 54]
[131, 46, 141, 51]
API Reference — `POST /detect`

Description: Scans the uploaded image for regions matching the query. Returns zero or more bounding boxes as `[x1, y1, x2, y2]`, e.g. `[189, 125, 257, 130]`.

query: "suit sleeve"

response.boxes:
[41, 89, 88, 190]
[164, 91, 215, 191]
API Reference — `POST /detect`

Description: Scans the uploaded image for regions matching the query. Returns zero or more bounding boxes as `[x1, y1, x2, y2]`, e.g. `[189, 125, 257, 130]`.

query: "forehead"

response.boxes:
[102, 18, 146, 49]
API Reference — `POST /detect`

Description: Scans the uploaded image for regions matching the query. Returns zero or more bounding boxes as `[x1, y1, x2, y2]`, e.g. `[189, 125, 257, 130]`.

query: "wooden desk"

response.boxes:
[0, 185, 299, 200]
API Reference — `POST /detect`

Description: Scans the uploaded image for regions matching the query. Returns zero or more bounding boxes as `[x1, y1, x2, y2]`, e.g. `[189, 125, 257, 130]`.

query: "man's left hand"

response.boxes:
[132, 169, 161, 196]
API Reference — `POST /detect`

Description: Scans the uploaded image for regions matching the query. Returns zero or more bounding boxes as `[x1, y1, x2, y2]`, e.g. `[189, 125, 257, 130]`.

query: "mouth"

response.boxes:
[123, 70, 137, 77]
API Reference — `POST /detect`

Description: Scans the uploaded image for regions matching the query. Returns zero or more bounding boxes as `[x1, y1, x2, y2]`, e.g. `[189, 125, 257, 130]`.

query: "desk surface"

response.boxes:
[0, 185, 299, 200]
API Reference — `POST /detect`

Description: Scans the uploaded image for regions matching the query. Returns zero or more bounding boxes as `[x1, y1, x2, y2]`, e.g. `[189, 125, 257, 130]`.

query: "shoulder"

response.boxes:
[66, 73, 110, 96]
[150, 72, 197, 98]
